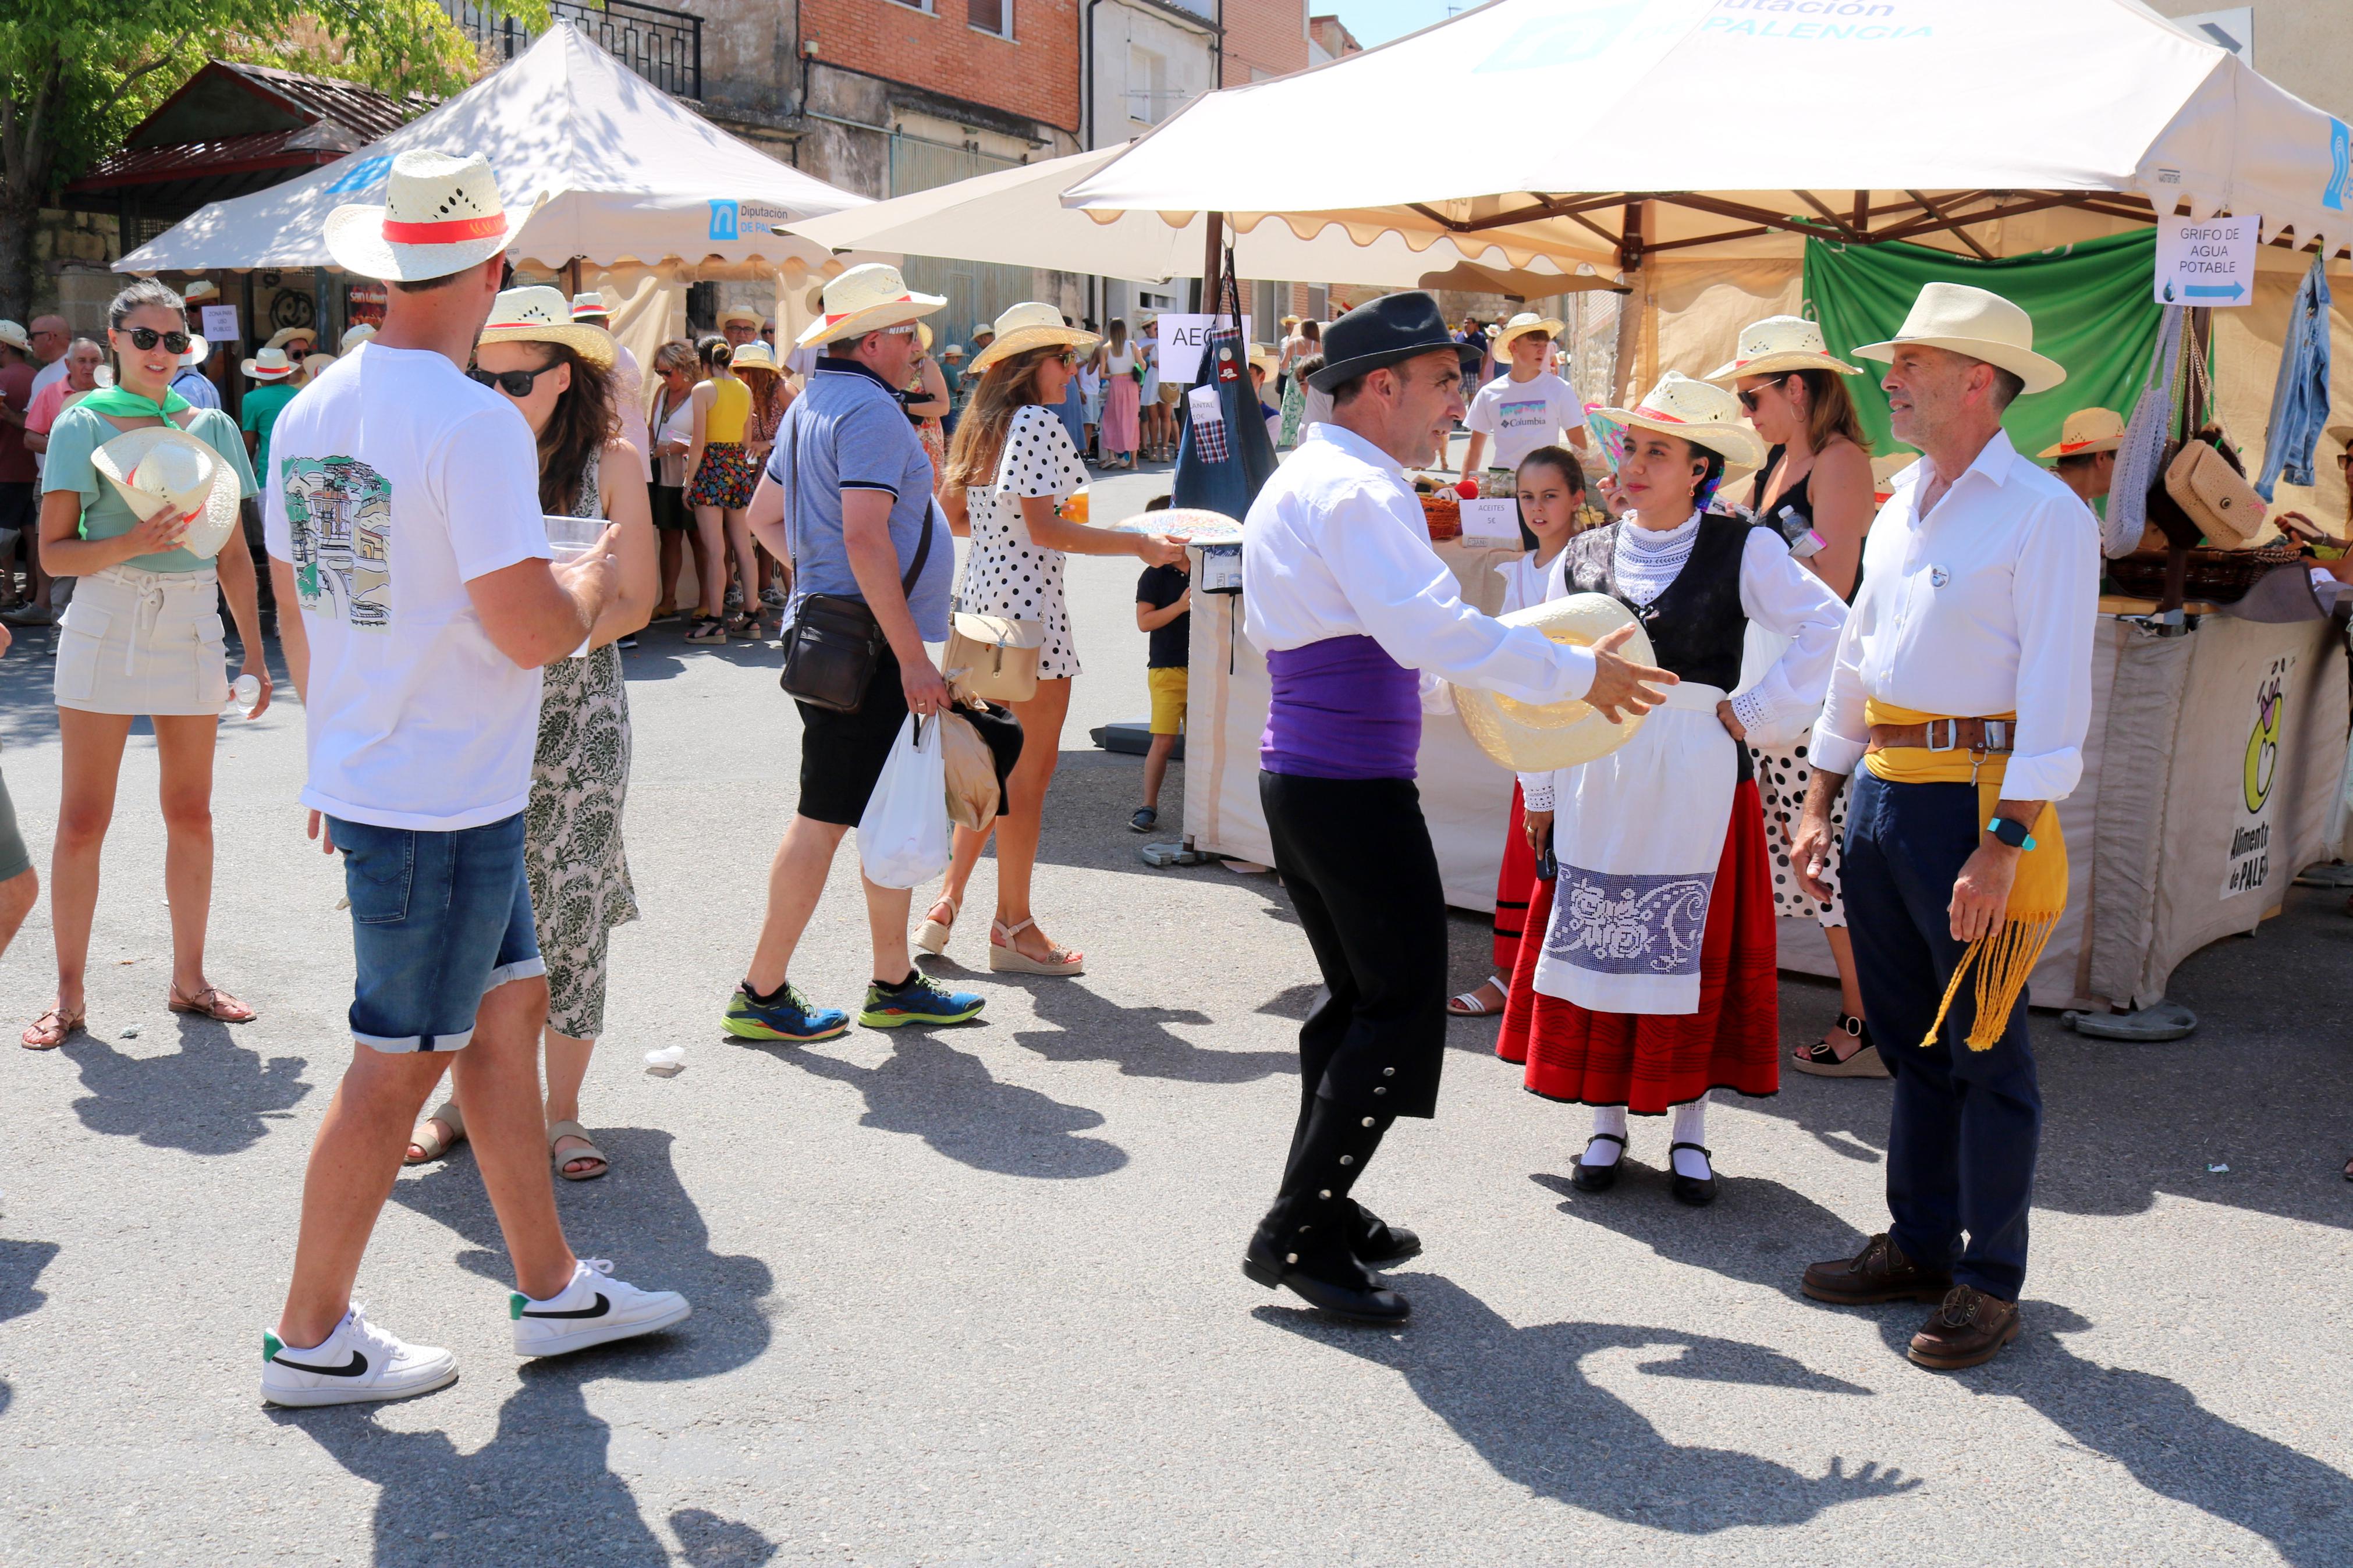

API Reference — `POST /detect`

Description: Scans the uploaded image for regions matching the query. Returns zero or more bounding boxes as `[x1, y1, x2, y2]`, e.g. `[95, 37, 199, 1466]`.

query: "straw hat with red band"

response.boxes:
[1703, 315, 1861, 381]
[1598, 371, 1767, 471]
[324, 149, 532, 283]
[2036, 407, 2124, 460]
[477, 285, 617, 370]
[570, 291, 613, 322]
[795, 263, 945, 349]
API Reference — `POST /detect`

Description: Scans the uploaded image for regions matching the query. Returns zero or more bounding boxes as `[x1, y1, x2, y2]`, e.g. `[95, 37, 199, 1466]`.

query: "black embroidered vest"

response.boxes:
[1567, 516, 1755, 783]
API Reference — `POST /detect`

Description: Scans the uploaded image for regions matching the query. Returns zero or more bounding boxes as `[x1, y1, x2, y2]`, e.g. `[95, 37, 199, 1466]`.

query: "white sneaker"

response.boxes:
[261, 1304, 458, 1407]
[510, 1258, 690, 1358]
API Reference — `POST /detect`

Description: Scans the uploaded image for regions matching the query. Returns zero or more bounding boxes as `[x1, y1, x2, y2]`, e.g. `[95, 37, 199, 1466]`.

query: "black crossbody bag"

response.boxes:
[776, 410, 936, 713]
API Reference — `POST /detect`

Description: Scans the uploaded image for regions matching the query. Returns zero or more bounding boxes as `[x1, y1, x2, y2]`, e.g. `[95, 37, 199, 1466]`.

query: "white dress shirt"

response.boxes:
[1243, 422, 1595, 706]
[1812, 428, 2100, 802]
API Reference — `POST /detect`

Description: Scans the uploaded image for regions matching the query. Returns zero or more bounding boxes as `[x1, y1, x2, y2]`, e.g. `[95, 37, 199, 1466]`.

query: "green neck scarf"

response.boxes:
[78, 384, 190, 419]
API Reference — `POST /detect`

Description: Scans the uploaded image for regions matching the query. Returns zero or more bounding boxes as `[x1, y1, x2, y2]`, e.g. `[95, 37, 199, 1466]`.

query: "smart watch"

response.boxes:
[1986, 816, 2036, 851]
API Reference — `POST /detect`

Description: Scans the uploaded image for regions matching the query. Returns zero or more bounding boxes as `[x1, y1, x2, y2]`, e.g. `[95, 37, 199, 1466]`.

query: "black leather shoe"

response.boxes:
[1570, 1132, 1627, 1193]
[1669, 1141, 1718, 1207]
[1243, 1235, 1411, 1324]
[1350, 1203, 1422, 1269]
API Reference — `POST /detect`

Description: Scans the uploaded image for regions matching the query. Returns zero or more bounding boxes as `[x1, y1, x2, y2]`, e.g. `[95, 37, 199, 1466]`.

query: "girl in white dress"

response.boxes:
[919, 303, 1185, 975]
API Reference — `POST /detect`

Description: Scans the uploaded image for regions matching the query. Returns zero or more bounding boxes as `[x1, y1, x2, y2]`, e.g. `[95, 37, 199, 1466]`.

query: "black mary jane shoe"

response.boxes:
[1669, 1141, 1719, 1207]
[1244, 1235, 1411, 1325]
[1570, 1132, 1627, 1193]
[1350, 1204, 1423, 1270]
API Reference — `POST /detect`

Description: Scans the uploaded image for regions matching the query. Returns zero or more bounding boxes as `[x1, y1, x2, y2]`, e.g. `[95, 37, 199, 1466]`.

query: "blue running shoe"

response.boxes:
[723, 982, 849, 1043]
[859, 972, 986, 1029]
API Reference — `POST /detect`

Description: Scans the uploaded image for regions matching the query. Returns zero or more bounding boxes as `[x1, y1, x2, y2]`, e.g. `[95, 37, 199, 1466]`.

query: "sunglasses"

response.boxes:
[122, 327, 193, 355]
[285, 344, 310, 360]
[467, 363, 565, 397]
[1735, 379, 1795, 413]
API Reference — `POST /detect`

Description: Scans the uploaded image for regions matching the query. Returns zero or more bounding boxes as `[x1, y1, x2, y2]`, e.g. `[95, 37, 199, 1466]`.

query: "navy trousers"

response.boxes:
[1840, 773, 2042, 1301]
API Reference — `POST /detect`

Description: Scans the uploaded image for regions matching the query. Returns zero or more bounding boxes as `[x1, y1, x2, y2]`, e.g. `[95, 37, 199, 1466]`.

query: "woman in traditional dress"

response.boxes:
[22, 279, 271, 1047]
[1450, 445, 1589, 1021]
[1506, 372, 1845, 1206]
[1706, 316, 1884, 1078]
[406, 287, 657, 1179]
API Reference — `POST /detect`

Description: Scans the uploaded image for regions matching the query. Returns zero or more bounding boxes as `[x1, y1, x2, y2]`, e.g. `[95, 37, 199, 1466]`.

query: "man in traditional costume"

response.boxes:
[1792, 283, 2098, 1370]
[1240, 292, 1673, 1325]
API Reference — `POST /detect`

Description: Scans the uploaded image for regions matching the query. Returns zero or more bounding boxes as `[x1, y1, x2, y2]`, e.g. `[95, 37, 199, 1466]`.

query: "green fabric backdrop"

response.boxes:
[1801, 231, 2162, 464]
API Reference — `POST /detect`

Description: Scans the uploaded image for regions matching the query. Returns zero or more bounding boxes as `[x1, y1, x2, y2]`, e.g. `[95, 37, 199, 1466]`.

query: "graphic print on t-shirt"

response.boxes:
[282, 456, 393, 629]
[1496, 397, 1552, 435]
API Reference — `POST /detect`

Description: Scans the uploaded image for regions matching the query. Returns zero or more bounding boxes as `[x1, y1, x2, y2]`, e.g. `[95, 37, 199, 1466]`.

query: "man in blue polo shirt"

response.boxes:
[727, 264, 983, 1041]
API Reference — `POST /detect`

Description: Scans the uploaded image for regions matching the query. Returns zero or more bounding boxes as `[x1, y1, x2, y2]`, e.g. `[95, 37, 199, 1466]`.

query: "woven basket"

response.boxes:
[1420, 493, 1462, 541]
[2107, 542, 2299, 605]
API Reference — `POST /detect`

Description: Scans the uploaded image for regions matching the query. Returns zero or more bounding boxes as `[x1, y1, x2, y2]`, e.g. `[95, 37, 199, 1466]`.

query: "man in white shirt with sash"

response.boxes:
[1791, 283, 2098, 1371]
[1241, 291, 1672, 1325]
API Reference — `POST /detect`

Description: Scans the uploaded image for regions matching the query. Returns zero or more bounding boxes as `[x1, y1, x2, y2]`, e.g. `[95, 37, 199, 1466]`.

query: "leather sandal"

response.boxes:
[547, 1119, 609, 1181]
[22, 1007, 84, 1051]
[406, 1100, 465, 1165]
[989, 916, 1084, 976]
[1791, 1013, 1889, 1078]
[915, 894, 959, 957]
[168, 984, 258, 1023]
[1446, 976, 1507, 1018]
[1571, 1132, 1626, 1193]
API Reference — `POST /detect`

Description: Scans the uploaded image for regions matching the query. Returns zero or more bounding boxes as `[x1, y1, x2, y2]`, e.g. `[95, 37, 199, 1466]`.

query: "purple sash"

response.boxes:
[1261, 635, 1421, 780]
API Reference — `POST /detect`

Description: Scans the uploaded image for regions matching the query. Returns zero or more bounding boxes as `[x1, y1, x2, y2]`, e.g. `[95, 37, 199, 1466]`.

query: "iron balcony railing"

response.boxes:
[443, 0, 702, 99]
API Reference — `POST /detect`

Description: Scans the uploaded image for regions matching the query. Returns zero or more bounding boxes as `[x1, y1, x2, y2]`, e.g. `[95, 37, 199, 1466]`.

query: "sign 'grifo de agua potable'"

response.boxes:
[2156, 212, 2261, 306]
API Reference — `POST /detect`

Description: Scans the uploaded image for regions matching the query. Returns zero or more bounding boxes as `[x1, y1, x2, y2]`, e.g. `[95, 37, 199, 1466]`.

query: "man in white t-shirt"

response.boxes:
[258, 149, 688, 1410]
[1460, 311, 1588, 479]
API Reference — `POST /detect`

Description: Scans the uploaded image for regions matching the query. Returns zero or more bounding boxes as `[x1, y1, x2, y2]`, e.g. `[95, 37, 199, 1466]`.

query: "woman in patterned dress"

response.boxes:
[920, 303, 1184, 975]
[733, 342, 794, 618]
[407, 286, 657, 1181]
[684, 337, 758, 643]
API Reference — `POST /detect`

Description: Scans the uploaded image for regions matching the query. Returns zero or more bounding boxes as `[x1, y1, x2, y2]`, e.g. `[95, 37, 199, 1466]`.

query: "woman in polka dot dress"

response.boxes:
[921, 303, 1186, 976]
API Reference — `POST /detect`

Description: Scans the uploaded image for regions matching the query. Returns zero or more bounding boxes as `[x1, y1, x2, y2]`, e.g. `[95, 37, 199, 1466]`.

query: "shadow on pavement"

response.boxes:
[1258, 1272, 1914, 1533]
[58, 1015, 310, 1155]
[390, 1127, 773, 1384]
[1532, 1171, 1864, 1298]
[760, 1033, 1128, 1180]
[281, 1364, 778, 1566]
[0, 1238, 62, 1421]
[989, 973, 1294, 1085]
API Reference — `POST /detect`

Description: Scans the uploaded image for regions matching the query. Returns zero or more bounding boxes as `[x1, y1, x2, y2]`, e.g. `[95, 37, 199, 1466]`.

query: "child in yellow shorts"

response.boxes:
[1133, 536, 1192, 833]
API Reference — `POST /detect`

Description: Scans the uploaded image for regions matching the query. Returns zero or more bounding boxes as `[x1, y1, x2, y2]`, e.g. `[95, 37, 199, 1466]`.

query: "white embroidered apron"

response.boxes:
[1531, 680, 1736, 1016]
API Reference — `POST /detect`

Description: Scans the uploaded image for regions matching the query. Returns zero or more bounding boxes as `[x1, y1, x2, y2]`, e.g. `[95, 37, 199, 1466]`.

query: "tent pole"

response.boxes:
[1202, 211, 1224, 317]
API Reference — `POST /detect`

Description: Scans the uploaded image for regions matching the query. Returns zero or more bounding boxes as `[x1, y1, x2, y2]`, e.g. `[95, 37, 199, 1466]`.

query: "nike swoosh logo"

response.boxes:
[520, 1291, 610, 1320]
[274, 1349, 369, 1377]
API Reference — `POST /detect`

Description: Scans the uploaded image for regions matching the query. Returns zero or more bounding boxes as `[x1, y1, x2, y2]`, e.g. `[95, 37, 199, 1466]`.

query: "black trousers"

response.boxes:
[1259, 770, 1449, 1123]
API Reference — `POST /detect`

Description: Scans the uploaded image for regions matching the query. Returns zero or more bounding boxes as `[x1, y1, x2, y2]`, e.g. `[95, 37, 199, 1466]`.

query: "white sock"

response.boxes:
[1670, 1095, 1711, 1179]
[1582, 1105, 1628, 1167]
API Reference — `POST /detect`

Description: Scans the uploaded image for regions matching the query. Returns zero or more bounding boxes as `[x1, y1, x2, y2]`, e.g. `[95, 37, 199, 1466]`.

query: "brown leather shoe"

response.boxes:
[1801, 1233, 1954, 1305]
[1908, 1285, 2021, 1370]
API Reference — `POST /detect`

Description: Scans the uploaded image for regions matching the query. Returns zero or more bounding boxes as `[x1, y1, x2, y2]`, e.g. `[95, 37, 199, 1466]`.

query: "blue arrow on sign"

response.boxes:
[2184, 281, 2246, 300]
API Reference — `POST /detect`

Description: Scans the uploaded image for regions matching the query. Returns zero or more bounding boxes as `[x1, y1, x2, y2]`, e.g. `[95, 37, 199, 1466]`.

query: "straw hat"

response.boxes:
[729, 340, 779, 374]
[1495, 311, 1564, 351]
[2037, 407, 2124, 459]
[795, 263, 946, 349]
[477, 285, 616, 370]
[1851, 282, 2066, 394]
[264, 326, 315, 354]
[91, 427, 241, 561]
[1247, 343, 1280, 378]
[0, 321, 30, 353]
[340, 322, 376, 353]
[297, 350, 335, 383]
[570, 291, 613, 322]
[324, 149, 530, 282]
[719, 307, 764, 332]
[941, 343, 967, 361]
[1456, 595, 1657, 772]
[1871, 451, 1919, 503]
[916, 322, 934, 353]
[968, 301, 1097, 372]
[1598, 371, 1768, 471]
[182, 280, 221, 305]
[1704, 315, 1861, 381]
[242, 346, 297, 381]
[179, 335, 210, 368]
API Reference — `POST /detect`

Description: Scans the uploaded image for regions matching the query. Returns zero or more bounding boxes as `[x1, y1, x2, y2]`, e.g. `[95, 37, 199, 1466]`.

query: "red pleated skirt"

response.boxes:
[1492, 782, 1538, 975]
[1496, 778, 1779, 1111]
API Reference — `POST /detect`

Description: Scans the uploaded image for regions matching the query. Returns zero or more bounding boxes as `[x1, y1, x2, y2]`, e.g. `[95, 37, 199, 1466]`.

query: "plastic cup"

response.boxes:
[544, 515, 604, 656]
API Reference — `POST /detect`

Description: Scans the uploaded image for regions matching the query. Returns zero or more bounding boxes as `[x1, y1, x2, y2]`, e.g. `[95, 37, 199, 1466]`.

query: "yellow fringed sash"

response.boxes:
[1864, 700, 2067, 1051]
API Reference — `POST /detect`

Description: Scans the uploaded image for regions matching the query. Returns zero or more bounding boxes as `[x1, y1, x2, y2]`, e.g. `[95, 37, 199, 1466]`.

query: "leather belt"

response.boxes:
[1866, 717, 2013, 755]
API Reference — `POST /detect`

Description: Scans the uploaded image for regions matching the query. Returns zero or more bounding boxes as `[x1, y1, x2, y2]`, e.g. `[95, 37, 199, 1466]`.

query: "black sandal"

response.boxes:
[1791, 1014, 1890, 1078]
[1571, 1132, 1626, 1193]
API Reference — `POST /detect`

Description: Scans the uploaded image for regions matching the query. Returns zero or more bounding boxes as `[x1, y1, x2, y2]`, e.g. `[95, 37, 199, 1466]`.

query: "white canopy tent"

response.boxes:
[115, 21, 866, 278]
[790, 144, 1614, 287]
[1061, 0, 2350, 267]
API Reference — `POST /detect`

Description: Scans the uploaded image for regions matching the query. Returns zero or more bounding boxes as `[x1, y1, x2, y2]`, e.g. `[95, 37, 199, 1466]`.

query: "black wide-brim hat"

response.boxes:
[1308, 291, 1484, 393]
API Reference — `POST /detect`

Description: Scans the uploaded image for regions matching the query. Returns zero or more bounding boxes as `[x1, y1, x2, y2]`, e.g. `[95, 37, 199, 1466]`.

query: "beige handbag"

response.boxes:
[945, 611, 1043, 702]
[2163, 437, 2267, 549]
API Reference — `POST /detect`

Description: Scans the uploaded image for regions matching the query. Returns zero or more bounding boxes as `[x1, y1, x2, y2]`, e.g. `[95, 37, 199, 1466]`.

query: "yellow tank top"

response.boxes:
[705, 375, 750, 443]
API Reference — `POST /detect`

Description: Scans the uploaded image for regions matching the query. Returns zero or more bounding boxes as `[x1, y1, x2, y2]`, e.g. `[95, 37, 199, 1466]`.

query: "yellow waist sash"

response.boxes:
[1864, 700, 2067, 1051]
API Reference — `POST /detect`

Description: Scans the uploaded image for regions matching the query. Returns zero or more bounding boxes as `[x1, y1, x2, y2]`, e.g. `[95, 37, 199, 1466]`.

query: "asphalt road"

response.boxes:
[3, 454, 2351, 1566]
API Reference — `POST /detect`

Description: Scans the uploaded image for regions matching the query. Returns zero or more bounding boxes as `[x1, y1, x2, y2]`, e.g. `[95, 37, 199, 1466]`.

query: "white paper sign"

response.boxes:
[1186, 383, 1225, 429]
[200, 304, 240, 344]
[2156, 212, 2260, 307]
[1458, 497, 1523, 542]
[1155, 313, 1253, 383]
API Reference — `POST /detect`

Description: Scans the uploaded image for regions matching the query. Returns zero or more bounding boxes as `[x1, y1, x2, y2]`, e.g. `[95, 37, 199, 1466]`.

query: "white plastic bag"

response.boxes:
[857, 714, 952, 888]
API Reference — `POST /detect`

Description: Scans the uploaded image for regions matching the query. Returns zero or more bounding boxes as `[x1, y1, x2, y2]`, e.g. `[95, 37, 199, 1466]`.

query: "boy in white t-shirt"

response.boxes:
[257, 149, 688, 1410]
[1460, 311, 1588, 479]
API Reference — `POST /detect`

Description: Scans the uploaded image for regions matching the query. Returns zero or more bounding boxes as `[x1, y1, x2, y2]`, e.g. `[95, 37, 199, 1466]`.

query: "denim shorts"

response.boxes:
[332, 812, 545, 1053]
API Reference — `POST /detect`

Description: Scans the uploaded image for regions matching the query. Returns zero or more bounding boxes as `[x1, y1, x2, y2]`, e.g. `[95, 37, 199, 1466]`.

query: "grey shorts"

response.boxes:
[0, 753, 29, 883]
